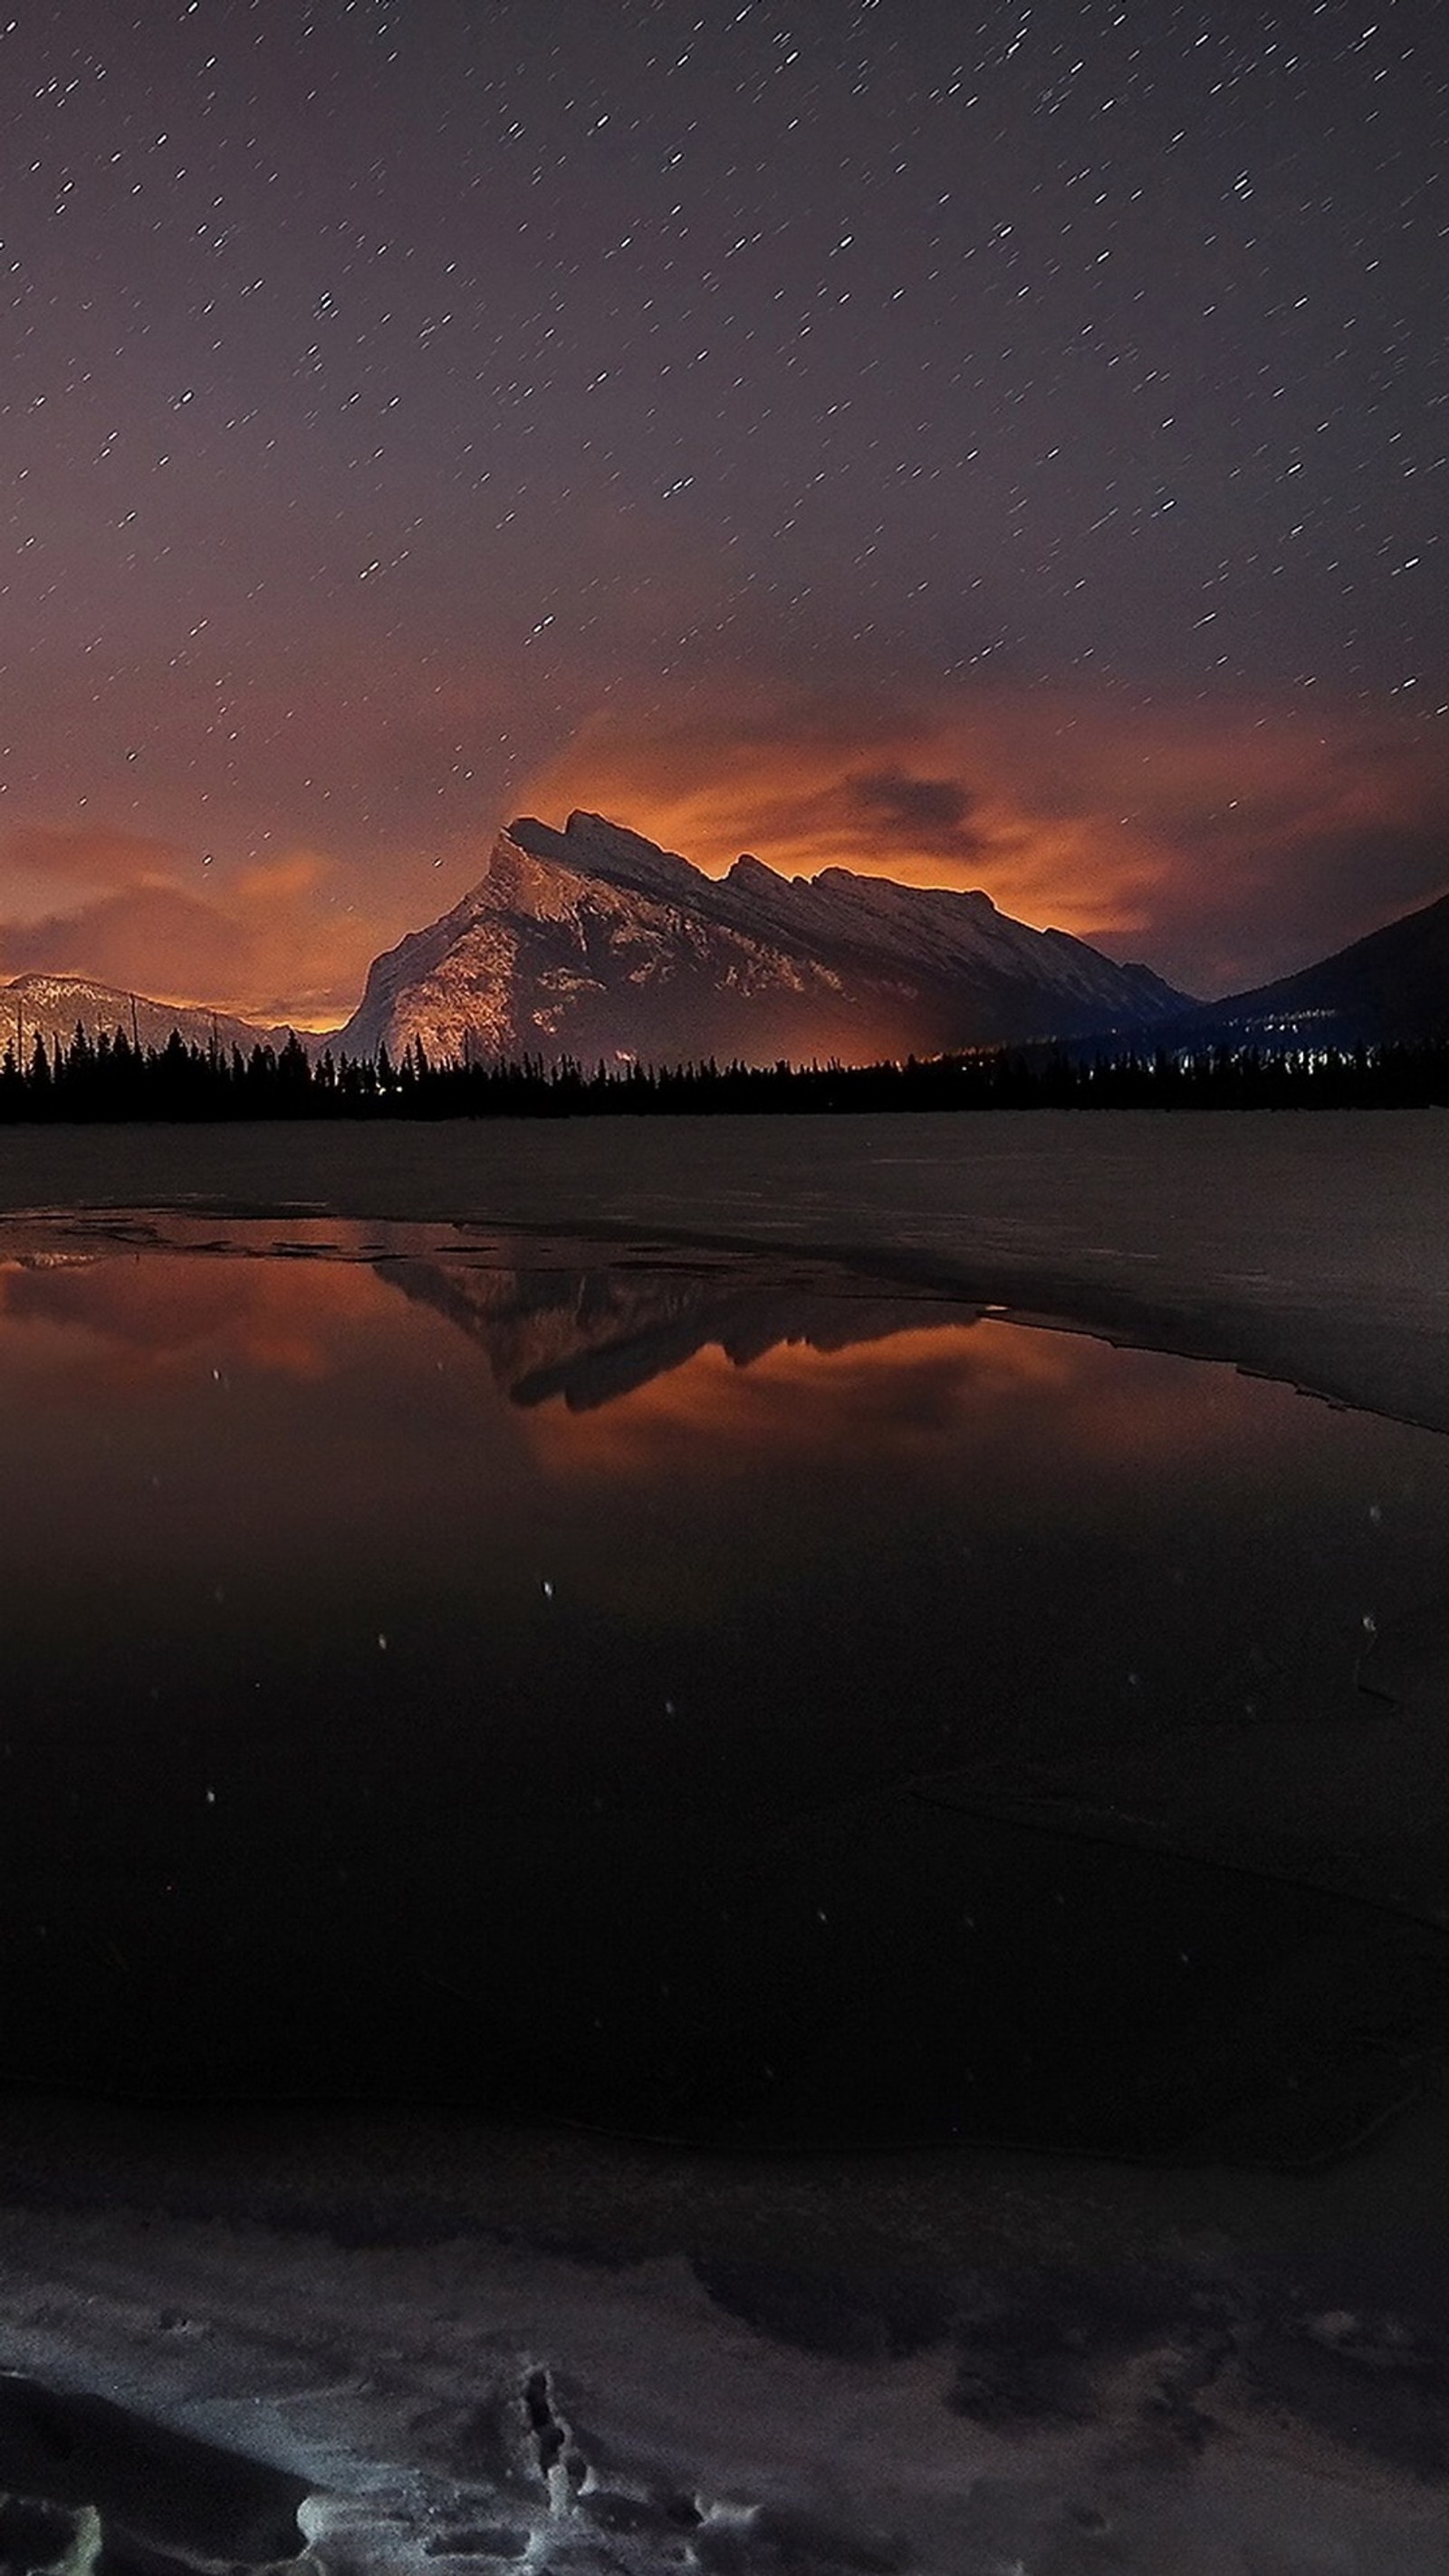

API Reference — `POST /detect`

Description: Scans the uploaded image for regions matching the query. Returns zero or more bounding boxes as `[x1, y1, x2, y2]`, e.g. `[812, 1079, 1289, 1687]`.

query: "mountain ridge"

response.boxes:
[0, 973, 302, 1062]
[12, 825, 1445, 1072]
[337, 810, 1188, 1068]
[1168, 886, 1449, 1047]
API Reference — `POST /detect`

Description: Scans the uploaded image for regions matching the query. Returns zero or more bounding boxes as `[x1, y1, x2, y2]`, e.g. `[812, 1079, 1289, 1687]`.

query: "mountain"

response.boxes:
[338, 810, 1187, 1068]
[0, 974, 300, 1062]
[1166, 885, 1449, 1050]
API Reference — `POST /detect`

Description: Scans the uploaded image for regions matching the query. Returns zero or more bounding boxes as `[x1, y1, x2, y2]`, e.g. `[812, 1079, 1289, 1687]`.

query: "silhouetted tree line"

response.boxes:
[1, 1020, 1448, 1120]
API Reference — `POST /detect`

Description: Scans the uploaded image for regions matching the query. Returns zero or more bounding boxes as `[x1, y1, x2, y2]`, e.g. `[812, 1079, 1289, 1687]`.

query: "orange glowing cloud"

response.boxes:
[0, 884, 253, 1003]
[0, 823, 182, 886]
[1, 668, 1444, 1018]
[0, 825, 379, 1027]
[523, 682, 1449, 996]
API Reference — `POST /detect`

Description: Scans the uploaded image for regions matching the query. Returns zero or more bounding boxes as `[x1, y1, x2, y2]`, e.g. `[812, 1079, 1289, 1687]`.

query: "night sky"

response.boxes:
[1, 0, 1444, 1024]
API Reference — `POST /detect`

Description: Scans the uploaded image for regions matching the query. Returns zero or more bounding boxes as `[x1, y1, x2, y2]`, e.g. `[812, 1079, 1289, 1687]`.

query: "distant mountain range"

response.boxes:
[7, 815, 1446, 1071]
[335, 810, 1187, 1068]
[0, 973, 299, 1061]
[1157, 888, 1449, 1051]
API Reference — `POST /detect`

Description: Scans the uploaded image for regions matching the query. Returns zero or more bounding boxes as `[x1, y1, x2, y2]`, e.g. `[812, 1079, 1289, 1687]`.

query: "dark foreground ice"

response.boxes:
[0, 1112, 1444, 2569]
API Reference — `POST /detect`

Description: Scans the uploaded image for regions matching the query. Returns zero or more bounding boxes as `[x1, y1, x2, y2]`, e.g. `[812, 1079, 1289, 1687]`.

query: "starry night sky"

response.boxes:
[1, 0, 1444, 1024]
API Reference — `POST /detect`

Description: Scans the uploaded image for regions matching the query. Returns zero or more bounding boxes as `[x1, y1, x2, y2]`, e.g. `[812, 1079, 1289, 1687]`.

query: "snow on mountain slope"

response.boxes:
[0, 974, 298, 1060]
[338, 810, 1188, 1067]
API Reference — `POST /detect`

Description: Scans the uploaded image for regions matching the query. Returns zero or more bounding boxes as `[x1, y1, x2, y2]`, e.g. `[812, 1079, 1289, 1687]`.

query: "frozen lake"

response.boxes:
[2, 1104, 1448, 1426]
[2, 1208, 1449, 2173]
[0, 1119, 1447, 2571]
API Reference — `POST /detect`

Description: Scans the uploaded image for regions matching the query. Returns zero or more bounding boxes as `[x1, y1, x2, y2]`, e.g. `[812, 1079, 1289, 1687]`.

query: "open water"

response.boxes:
[3, 1210, 1449, 2167]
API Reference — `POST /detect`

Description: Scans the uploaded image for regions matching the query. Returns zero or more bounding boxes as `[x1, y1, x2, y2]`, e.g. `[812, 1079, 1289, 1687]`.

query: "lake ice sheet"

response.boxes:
[1, 1205, 1449, 2566]
[0, 1213, 1446, 2158]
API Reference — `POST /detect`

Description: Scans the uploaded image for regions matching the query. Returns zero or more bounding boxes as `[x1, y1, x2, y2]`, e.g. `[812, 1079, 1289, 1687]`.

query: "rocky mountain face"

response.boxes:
[1166, 886, 1449, 1049]
[0, 974, 298, 1062]
[337, 811, 1188, 1069]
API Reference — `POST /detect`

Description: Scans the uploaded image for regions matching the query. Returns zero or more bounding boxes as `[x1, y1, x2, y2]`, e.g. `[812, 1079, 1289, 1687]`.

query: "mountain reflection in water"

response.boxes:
[1, 1226, 1448, 2163]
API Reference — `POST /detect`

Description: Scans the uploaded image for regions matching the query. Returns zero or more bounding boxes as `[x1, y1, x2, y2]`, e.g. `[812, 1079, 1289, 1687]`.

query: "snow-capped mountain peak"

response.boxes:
[337, 813, 1187, 1067]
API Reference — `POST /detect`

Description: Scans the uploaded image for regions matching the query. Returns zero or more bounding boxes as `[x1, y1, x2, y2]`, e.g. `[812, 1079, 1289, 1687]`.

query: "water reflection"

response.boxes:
[0, 1222, 1448, 2161]
[0, 1248, 379, 1385]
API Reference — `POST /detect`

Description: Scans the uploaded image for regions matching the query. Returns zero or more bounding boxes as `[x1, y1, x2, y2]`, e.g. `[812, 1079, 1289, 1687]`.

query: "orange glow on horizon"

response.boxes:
[0, 682, 1444, 1017]
[0, 825, 382, 1032]
[522, 684, 1449, 995]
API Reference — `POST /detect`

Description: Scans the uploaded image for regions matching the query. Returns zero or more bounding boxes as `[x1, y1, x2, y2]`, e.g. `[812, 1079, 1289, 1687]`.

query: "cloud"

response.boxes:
[0, 837, 374, 1026]
[0, 676, 1442, 1017]
[0, 886, 245, 999]
[845, 767, 987, 859]
[521, 684, 1164, 944]
[523, 682, 1449, 996]
[232, 851, 334, 902]
[0, 823, 183, 888]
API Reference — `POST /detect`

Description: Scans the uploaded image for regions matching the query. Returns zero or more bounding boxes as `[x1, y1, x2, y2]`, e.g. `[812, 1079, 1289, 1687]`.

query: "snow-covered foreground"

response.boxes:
[0, 1110, 1445, 2569]
[2, 2084, 1449, 2573]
